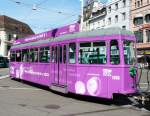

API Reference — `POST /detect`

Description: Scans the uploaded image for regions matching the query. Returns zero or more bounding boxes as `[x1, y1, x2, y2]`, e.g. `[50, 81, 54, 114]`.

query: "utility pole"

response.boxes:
[80, 0, 84, 32]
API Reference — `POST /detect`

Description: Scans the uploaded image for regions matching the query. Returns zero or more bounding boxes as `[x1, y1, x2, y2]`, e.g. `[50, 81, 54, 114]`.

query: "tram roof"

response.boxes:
[11, 27, 134, 49]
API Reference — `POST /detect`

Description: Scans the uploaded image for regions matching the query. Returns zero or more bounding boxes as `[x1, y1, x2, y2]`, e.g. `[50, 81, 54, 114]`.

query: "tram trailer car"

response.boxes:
[9, 27, 137, 99]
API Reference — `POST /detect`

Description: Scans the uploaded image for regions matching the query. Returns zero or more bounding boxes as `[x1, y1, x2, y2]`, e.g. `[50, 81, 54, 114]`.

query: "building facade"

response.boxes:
[130, 0, 150, 55]
[82, 0, 130, 31]
[0, 15, 34, 57]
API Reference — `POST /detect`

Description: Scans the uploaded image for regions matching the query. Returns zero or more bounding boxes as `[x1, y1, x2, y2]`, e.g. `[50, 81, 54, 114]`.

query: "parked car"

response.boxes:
[0, 56, 9, 68]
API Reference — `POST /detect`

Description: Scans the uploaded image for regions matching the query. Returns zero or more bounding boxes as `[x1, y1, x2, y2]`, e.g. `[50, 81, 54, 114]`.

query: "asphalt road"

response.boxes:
[0, 68, 9, 77]
[0, 78, 149, 116]
[0, 68, 149, 116]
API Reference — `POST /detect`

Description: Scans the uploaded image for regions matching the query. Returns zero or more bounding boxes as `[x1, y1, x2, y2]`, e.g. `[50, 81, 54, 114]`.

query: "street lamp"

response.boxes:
[80, 0, 84, 32]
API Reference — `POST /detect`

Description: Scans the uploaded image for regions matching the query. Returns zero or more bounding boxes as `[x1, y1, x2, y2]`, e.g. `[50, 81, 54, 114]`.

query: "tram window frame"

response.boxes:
[78, 41, 107, 64]
[110, 40, 120, 65]
[39, 47, 50, 63]
[22, 49, 29, 62]
[10, 51, 16, 62]
[16, 50, 22, 62]
[69, 43, 76, 64]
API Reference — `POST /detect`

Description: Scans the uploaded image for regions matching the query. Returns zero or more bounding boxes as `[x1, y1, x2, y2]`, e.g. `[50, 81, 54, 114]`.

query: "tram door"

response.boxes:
[53, 45, 67, 86]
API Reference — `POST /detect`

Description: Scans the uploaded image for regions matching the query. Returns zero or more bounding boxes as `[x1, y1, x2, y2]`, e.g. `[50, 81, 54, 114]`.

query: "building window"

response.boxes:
[88, 5, 90, 10]
[134, 30, 143, 43]
[108, 18, 111, 25]
[133, 17, 143, 26]
[141, 0, 143, 6]
[98, 21, 100, 28]
[135, 2, 137, 8]
[102, 19, 105, 27]
[115, 3, 118, 10]
[123, 0, 126, 7]
[115, 15, 118, 23]
[108, 6, 111, 13]
[146, 30, 150, 42]
[145, 14, 150, 23]
[137, 1, 140, 7]
[8, 34, 11, 41]
[122, 26, 126, 29]
[122, 12, 126, 20]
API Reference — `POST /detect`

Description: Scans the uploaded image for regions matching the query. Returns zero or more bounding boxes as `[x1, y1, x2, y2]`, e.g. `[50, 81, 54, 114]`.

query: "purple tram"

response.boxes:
[9, 27, 137, 99]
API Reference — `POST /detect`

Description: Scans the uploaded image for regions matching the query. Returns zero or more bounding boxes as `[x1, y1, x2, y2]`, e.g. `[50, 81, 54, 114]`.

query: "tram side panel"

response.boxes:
[76, 65, 108, 98]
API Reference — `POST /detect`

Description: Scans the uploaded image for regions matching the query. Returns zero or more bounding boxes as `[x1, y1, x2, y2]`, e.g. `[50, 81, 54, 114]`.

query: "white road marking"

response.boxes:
[0, 75, 9, 79]
[0, 86, 41, 91]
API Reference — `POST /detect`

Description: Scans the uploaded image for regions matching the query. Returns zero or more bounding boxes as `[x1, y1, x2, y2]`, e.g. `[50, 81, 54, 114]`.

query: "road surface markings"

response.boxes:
[0, 86, 41, 91]
[0, 75, 9, 79]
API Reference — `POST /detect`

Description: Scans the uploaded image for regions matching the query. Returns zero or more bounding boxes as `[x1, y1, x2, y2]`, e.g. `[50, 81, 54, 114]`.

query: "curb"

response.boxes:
[0, 75, 9, 79]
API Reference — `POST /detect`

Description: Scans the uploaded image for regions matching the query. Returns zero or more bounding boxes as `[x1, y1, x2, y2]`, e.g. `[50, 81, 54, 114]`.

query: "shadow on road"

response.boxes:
[11, 78, 150, 111]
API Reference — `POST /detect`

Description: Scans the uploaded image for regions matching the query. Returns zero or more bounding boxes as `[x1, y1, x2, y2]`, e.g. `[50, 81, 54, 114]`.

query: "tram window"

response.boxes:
[59, 46, 62, 63]
[39, 47, 50, 63]
[34, 48, 38, 62]
[123, 40, 136, 65]
[22, 49, 29, 62]
[16, 51, 22, 62]
[63, 45, 66, 63]
[29, 49, 34, 62]
[110, 40, 120, 64]
[55, 47, 58, 63]
[29, 48, 38, 62]
[78, 41, 107, 64]
[52, 47, 55, 63]
[69, 43, 76, 64]
[10, 51, 16, 62]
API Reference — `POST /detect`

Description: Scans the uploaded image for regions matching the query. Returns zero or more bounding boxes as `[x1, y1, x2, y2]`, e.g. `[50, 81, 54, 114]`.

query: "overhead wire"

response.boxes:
[6, 0, 80, 32]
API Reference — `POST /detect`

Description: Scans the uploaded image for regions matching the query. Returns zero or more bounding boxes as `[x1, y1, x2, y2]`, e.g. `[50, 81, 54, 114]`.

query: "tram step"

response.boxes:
[50, 84, 68, 93]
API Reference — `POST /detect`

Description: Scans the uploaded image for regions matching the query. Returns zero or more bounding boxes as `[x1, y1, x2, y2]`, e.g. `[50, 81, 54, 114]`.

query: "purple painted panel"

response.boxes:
[13, 30, 53, 45]
[75, 65, 108, 98]
[10, 62, 18, 78]
[67, 65, 77, 92]
[13, 23, 79, 45]
[55, 23, 79, 37]
[23, 63, 50, 86]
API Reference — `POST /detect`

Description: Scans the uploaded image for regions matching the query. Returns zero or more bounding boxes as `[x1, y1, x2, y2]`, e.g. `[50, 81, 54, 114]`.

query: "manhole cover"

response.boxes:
[18, 104, 27, 107]
[44, 104, 60, 109]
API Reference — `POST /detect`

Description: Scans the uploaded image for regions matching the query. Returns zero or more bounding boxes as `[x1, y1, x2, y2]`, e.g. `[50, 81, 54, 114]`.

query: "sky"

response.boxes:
[0, 0, 108, 34]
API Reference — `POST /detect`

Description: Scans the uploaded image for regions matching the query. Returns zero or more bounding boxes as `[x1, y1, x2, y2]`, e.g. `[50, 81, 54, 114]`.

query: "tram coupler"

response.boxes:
[128, 92, 150, 108]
